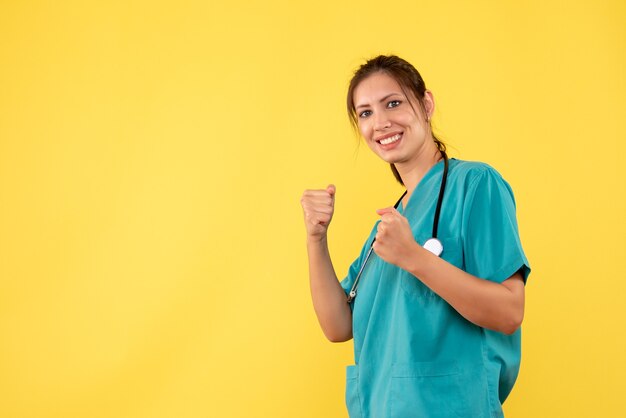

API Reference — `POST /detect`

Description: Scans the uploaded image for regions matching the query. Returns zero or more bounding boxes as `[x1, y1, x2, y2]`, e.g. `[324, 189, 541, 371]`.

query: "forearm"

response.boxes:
[404, 243, 524, 334]
[306, 236, 353, 342]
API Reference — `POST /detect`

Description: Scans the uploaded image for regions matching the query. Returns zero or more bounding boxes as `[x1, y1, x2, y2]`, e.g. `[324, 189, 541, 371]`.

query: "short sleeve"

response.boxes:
[462, 168, 530, 284]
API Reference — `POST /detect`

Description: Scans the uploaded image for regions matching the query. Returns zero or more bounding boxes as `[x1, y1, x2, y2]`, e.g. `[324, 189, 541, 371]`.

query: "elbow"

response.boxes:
[328, 335, 352, 343]
[326, 332, 353, 343]
[500, 323, 520, 336]
[324, 328, 353, 343]
[500, 312, 524, 335]
[318, 308, 353, 342]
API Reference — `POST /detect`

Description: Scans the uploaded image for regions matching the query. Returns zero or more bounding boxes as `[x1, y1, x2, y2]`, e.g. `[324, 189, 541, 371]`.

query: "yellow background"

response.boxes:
[1, 0, 625, 417]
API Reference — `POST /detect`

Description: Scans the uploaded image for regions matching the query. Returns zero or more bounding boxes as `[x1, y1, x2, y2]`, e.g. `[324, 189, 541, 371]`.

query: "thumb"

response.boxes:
[376, 207, 395, 216]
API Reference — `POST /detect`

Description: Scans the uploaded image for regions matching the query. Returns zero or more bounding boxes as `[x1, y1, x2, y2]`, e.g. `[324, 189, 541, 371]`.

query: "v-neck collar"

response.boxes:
[398, 158, 450, 214]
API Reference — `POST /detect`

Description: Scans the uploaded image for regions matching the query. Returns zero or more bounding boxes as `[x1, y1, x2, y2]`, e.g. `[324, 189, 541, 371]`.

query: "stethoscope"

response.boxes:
[347, 150, 449, 304]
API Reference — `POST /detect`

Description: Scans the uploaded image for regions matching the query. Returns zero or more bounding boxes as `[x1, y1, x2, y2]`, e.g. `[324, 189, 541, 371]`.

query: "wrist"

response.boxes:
[306, 234, 328, 245]
[403, 241, 427, 275]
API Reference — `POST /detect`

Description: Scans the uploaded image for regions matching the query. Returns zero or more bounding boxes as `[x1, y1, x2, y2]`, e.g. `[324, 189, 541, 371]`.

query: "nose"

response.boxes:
[373, 111, 391, 131]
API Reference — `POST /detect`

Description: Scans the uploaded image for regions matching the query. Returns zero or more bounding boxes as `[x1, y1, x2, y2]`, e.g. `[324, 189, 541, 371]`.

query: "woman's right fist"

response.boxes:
[300, 184, 336, 240]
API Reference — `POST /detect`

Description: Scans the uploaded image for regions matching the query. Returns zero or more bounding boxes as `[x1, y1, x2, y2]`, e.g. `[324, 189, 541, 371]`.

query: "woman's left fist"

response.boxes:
[372, 207, 419, 269]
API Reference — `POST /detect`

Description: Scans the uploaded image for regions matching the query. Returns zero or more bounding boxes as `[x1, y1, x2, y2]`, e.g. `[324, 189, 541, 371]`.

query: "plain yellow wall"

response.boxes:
[1, 1, 625, 417]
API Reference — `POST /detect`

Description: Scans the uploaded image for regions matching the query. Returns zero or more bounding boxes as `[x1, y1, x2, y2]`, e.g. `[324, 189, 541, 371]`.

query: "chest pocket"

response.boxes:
[400, 235, 463, 299]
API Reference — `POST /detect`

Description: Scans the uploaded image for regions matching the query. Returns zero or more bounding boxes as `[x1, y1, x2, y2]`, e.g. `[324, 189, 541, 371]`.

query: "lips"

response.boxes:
[375, 132, 403, 148]
[378, 133, 401, 145]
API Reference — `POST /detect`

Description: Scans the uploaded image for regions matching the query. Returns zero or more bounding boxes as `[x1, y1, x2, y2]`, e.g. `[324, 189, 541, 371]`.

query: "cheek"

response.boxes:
[358, 122, 372, 140]
[400, 112, 420, 128]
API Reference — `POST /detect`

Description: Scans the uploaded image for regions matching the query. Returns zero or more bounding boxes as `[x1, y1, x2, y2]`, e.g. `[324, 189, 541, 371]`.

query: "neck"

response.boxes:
[396, 142, 443, 197]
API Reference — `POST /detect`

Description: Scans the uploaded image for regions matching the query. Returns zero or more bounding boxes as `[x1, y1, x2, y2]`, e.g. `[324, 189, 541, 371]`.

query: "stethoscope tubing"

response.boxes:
[347, 151, 449, 304]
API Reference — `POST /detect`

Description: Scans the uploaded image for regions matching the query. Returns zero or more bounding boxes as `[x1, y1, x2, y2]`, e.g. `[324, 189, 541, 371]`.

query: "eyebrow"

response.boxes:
[355, 93, 403, 110]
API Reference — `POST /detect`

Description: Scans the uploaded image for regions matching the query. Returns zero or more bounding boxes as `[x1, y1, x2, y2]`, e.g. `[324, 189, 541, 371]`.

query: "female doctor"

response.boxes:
[300, 55, 530, 418]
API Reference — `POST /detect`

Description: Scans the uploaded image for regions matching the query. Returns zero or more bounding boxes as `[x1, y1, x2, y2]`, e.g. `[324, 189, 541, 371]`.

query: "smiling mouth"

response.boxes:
[377, 133, 402, 145]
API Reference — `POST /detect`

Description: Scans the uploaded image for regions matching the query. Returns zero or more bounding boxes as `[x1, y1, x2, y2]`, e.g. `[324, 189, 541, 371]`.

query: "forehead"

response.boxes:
[353, 72, 406, 105]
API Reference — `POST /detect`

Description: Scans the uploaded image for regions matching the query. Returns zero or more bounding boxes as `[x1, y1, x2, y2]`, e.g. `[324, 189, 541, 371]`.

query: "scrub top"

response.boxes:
[340, 159, 530, 418]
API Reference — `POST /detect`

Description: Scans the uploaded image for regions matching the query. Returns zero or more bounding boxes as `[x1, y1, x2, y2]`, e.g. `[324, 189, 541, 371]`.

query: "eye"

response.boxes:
[358, 109, 372, 118]
[387, 100, 402, 108]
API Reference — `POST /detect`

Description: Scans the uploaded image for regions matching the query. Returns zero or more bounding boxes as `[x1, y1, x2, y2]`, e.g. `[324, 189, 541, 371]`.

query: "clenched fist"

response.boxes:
[300, 185, 336, 241]
[373, 207, 421, 269]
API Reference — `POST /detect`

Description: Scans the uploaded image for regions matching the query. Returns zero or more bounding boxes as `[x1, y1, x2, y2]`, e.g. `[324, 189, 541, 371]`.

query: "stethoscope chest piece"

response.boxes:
[423, 238, 443, 257]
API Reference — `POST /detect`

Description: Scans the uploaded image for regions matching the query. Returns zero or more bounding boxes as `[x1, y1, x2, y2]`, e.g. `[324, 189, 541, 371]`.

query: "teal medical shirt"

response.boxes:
[340, 159, 530, 418]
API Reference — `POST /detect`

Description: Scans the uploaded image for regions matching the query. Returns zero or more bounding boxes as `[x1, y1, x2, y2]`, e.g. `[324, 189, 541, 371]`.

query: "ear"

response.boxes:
[423, 90, 435, 121]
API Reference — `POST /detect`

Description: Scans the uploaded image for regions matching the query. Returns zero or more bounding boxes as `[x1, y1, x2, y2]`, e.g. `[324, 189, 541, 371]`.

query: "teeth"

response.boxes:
[379, 134, 401, 145]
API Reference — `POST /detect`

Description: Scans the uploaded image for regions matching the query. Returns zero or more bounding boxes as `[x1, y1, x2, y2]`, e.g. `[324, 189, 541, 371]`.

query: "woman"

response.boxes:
[300, 55, 530, 418]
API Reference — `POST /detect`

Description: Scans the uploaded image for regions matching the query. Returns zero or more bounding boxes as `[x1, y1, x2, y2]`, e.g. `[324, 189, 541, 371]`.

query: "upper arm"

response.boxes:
[502, 271, 525, 294]
[502, 270, 526, 325]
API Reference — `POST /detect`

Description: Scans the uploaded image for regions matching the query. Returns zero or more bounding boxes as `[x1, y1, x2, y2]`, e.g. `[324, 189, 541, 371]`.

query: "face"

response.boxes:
[352, 72, 434, 167]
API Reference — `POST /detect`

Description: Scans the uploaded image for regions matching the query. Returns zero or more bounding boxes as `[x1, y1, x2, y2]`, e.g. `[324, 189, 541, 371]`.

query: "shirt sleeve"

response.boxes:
[461, 167, 530, 284]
